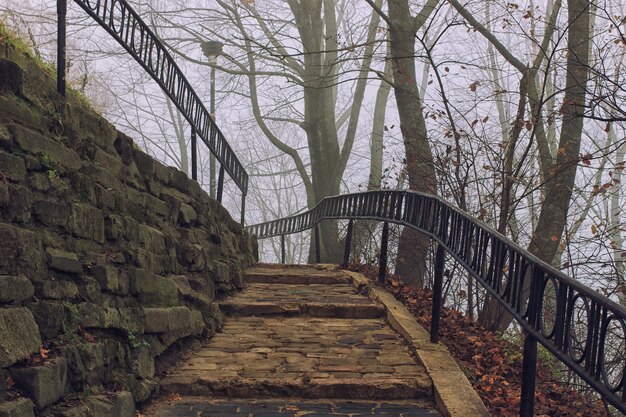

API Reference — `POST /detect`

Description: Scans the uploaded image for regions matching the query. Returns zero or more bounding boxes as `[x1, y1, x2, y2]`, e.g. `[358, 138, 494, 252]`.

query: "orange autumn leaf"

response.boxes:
[168, 393, 182, 402]
[39, 346, 50, 359]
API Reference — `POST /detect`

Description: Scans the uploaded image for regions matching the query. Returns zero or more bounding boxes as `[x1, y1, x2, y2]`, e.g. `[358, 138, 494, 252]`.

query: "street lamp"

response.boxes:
[201, 40, 224, 199]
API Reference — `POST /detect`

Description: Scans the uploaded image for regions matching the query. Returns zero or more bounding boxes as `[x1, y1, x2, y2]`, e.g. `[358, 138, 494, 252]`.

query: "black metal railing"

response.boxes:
[56, 0, 248, 224]
[247, 190, 626, 416]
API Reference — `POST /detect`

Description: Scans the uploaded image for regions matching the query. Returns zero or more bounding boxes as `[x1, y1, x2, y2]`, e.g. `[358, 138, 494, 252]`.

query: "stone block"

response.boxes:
[169, 169, 188, 193]
[79, 163, 124, 192]
[1, 184, 32, 224]
[113, 133, 134, 165]
[143, 306, 193, 334]
[76, 342, 106, 384]
[0, 307, 41, 368]
[32, 199, 69, 227]
[0, 397, 35, 417]
[60, 391, 135, 417]
[0, 101, 46, 137]
[145, 180, 163, 197]
[69, 203, 104, 243]
[69, 106, 117, 155]
[132, 378, 158, 403]
[104, 214, 123, 241]
[144, 194, 169, 218]
[0, 367, 6, 402]
[0, 123, 11, 150]
[125, 186, 146, 210]
[120, 216, 139, 241]
[0, 275, 34, 304]
[153, 160, 170, 183]
[144, 307, 203, 341]
[91, 265, 127, 294]
[123, 162, 144, 189]
[11, 358, 68, 409]
[117, 308, 145, 334]
[0, 59, 23, 94]
[131, 346, 155, 379]
[75, 275, 103, 304]
[75, 303, 106, 329]
[29, 173, 49, 192]
[38, 280, 79, 300]
[178, 203, 197, 226]
[129, 269, 178, 306]
[177, 243, 207, 272]
[94, 184, 116, 210]
[77, 305, 142, 334]
[137, 224, 166, 253]
[94, 148, 124, 178]
[46, 247, 82, 274]
[0, 151, 26, 182]
[29, 301, 76, 340]
[67, 172, 96, 205]
[10, 124, 81, 172]
[133, 149, 154, 177]
[209, 261, 231, 283]
[61, 342, 87, 390]
[132, 248, 161, 274]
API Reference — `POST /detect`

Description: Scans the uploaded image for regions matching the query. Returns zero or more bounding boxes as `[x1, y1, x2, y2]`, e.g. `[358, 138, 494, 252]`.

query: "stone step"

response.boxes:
[160, 317, 432, 401]
[162, 376, 431, 400]
[245, 267, 350, 285]
[219, 301, 385, 318]
[219, 283, 384, 318]
[145, 398, 442, 417]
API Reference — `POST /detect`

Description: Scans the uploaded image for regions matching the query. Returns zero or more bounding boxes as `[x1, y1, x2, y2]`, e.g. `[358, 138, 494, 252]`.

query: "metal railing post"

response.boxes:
[314, 223, 321, 264]
[209, 65, 217, 198]
[191, 128, 197, 181]
[217, 165, 225, 203]
[379, 221, 389, 283]
[280, 234, 286, 264]
[240, 193, 246, 226]
[57, 0, 67, 97]
[520, 266, 541, 417]
[430, 244, 445, 343]
[342, 219, 354, 268]
[520, 333, 538, 417]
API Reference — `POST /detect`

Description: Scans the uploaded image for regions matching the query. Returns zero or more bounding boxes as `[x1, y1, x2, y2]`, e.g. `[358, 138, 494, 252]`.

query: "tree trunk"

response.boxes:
[387, 0, 437, 288]
[480, 0, 590, 331]
[292, 0, 344, 263]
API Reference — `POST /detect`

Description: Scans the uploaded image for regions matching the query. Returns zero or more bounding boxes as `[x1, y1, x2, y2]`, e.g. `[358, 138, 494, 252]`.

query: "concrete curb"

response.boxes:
[343, 270, 491, 417]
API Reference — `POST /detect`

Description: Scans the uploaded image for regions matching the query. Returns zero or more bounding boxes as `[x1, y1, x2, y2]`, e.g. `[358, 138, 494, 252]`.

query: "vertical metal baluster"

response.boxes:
[314, 223, 321, 264]
[281, 234, 286, 264]
[57, 0, 67, 97]
[379, 222, 389, 283]
[342, 219, 354, 268]
[430, 244, 445, 343]
[520, 333, 538, 417]
[191, 128, 197, 181]
[520, 266, 540, 417]
[217, 165, 225, 203]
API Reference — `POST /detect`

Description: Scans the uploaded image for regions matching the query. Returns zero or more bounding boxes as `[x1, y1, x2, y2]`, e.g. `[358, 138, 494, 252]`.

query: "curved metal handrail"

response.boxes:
[57, 0, 248, 222]
[246, 190, 626, 415]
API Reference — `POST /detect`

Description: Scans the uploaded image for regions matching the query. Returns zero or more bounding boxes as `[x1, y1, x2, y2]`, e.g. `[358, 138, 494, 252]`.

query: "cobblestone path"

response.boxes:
[145, 265, 442, 416]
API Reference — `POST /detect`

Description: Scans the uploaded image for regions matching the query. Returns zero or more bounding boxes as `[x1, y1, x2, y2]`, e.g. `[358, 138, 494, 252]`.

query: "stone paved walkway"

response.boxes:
[145, 265, 442, 416]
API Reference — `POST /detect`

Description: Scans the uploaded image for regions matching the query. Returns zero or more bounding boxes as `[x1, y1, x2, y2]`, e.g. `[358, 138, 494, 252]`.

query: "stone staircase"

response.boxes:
[144, 264, 489, 417]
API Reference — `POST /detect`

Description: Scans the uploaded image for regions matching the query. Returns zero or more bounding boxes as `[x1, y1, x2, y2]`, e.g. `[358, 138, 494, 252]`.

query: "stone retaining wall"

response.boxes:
[0, 43, 255, 416]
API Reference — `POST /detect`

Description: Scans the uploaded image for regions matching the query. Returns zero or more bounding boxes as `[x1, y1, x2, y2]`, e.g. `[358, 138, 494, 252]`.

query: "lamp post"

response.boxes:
[200, 40, 224, 199]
